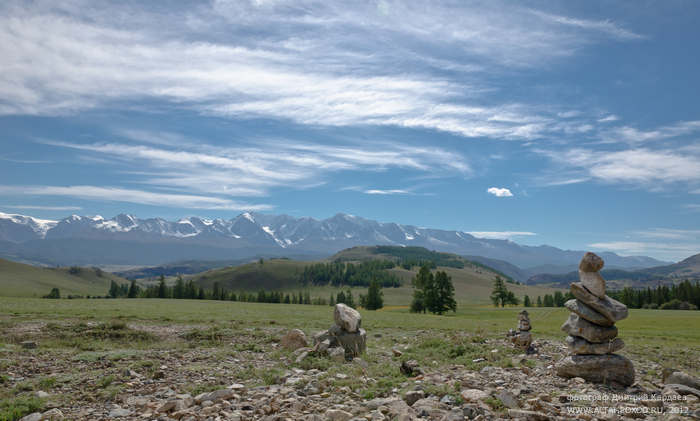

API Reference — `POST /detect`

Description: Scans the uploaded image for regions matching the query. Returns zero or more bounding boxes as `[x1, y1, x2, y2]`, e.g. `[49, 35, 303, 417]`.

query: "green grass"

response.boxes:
[0, 396, 44, 421]
[0, 258, 126, 298]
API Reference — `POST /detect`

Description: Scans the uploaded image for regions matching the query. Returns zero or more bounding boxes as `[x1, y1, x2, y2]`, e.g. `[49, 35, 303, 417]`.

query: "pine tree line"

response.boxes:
[521, 280, 700, 310]
[103, 275, 328, 305]
[300, 260, 401, 287]
[608, 280, 700, 310]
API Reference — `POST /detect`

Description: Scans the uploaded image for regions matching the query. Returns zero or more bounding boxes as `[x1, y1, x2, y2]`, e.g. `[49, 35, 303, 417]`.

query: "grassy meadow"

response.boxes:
[1, 296, 698, 372]
[1, 296, 699, 420]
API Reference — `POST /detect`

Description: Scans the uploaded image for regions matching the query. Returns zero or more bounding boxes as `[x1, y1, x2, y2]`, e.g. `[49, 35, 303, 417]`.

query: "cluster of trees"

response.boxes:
[608, 280, 700, 310]
[410, 266, 457, 315]
[522, 291, 573, 307]
[300, 260, 401, 287]
[490, 276, 519, 306]
[373, 246, 465, 269]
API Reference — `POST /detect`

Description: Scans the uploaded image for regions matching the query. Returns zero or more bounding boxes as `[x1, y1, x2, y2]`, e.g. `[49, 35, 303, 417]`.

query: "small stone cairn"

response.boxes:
[313, 303, 367, 361]
[508, 310, 533, 352]
[555, 252, 635, 386]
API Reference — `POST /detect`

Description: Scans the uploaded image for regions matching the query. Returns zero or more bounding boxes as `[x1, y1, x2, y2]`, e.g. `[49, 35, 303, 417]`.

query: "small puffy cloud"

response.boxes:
[487, 187, 513, 197]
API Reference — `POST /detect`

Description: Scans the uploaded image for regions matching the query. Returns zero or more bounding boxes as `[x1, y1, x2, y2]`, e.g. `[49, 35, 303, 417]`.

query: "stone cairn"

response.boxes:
[312, 303, 367, 361]
[555, 252, 635, 386]
[508, 310, 533, 352]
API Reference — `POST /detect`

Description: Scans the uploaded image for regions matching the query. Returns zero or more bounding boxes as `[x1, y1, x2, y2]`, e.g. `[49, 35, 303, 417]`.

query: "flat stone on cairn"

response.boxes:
[555, 252, 635, 386]
[313, 303, 366, 360]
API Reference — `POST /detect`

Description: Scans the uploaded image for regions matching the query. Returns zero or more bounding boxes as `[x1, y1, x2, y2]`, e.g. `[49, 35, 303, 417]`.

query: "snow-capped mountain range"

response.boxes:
[0, 211, 668, 272]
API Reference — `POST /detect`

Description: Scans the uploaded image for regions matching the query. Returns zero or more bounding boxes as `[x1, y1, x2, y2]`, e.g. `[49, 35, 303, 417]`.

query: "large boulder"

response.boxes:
[335, 327, 366, 357]
[565, 335, 625, 355]
[571, 282, 628, 323]
[561, 314, 618, 343]
[280, 329, 308, 350]
[564, 299, 614, 327]
[556, 354, 635, 386]
[334, 303, 361, 333]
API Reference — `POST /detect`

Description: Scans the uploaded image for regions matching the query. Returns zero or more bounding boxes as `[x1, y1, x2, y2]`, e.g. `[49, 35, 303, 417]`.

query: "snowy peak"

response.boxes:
[0, 212, 57, 240]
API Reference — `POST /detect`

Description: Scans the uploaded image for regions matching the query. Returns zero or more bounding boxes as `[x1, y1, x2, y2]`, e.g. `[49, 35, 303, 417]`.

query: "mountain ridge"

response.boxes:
[0, 211, 671, 270]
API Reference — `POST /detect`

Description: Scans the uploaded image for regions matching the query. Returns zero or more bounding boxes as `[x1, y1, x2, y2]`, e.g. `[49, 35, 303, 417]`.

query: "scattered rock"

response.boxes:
[21, 341, 37, 349]
[663, 384, 700, 399]
[664, 370, 700, 390]
[281, 329, 308, 350]
[107, 407, 131, 418]
[404, 390, 425, 406]
[35, 391, 50, 399]
[39, 409, 63, 420]
[194, 388, 235, 404]
[460, 389, 488, 402]
[496, 390, 520, 409]
[400, 360, 422, 376]
[325, 409, 353, 421]
[328, 347, 345, 363]
[507, 408, 552, 420]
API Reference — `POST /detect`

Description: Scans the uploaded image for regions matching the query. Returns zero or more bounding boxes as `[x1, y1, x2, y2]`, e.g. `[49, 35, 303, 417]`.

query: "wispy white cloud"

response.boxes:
[363, 189, 410, 195]
[603, 120, 700, 144]
[487, 187, 513, 197]
[0, 185, 271, 211]
[37, 133, 469, 201]
[597, 114, 619, 123]
[532, 11, 644, 40]
[537, 147, 700, 186]
[3, 205, 82, 211]
[467, 231, 536, 240]
[0, 1, 643, 141]
[589, 240, 699, 261]
[590, 227, 700, 260]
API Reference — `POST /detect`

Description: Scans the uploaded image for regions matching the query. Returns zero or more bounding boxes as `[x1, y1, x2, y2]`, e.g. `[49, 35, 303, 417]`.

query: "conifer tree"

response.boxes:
[365, 280, 384, 310]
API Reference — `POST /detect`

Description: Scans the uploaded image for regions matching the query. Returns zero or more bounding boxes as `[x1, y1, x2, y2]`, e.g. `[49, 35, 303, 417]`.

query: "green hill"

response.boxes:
[190, 259, 309, 291]
[0, 258, 127, 298]
[189, 247, 561, 306]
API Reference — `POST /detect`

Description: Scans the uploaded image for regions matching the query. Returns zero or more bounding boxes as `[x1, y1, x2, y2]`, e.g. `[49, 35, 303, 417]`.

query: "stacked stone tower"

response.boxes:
[555, 252, 635, 386]
[509, 310, 533, 351]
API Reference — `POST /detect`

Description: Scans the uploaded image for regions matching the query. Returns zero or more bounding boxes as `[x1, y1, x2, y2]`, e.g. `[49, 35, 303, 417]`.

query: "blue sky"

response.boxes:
[1, 0, 699, 261]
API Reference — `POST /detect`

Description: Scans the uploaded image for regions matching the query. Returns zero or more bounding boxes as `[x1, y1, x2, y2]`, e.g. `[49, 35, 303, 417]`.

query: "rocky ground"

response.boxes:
[1, 318, 699, 421]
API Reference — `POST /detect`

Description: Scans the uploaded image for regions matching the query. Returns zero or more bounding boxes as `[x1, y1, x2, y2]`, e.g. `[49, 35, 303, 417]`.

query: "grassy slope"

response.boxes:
[190, 259, 309, 291]
[188, 253, 562, 306]
[0, 258, 126, 298]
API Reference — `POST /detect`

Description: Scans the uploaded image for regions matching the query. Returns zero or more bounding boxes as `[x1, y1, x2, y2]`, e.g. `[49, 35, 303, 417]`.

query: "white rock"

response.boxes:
[460, 389, 488, 402]
[334, 304, 361, 333]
